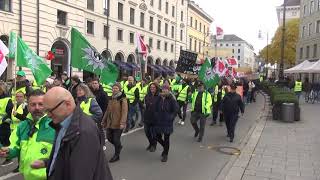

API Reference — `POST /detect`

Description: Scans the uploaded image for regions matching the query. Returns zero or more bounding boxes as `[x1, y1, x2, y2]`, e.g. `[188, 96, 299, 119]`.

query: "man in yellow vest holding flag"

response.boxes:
[211, 82, 226, 126]
[294, 79, 303, 101]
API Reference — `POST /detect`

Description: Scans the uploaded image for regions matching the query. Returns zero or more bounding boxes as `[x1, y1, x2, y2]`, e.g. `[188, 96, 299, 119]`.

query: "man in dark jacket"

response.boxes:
[91, 78, 108, 114]
[38, 87, 113, 180]
[221, 83, 245, 143]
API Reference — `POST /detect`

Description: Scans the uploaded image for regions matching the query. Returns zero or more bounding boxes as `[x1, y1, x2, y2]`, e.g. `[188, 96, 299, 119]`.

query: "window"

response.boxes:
[158, 0, 162, 10]
[306, 46, 310, 58]
[238, 49, 240, 53]
[87, 20, 94, 35]
[171, 26, 175, 38]
[226, 44, 229, 47]
[150, 0, 154, 6]
[302, 26, 306, 37]
[149, 38, 153, 48]
[190, 17, 193, 27]
[237, 56, 240, 60]
[181, 0, 184, 5]
[149, 16, 154, 31]
[87, 0, 94, 10]
[232, 49, 235, 53]
[232, 44, 235, 46]
[180, 30, 183, 41]
[195, 20, 197, 30]
[0, 0, 11, 12]
[238, 44, 241, 46]
[129, 33, 134, 44]
[316, 20, 320, 33]
[172, 6, 175, 17]
[103, 25, 109, 39]
[309, 23, 312, 36]
[304, 5, 307, 16]
[165, 2, 169, 14]
[57, 10, 67, 26]
[194, 39, 197, 52]
[314, 44, 318, 57]
[130, 8, 135, 25]
[165, 23, 168, 36]
[220, 44, 223, 47]
[311, 1, 315, 14]
[189, 38, 192, 49]
[140, 12, 145, 28]
[158, 20, 161, 34]
[200, 22, 202, 32]
[171, 44, 174, 52]
[118, 3, 123, 21]
[164, 42, 168, 51]
[157, 40, 161, 49]
[300, 47, 303, 59]
[181, 11, 183, 21]
[117, 29, 123, 41]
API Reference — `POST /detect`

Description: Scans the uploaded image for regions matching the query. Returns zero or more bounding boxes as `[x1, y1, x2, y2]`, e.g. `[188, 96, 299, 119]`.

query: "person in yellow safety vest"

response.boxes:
[259, 75, 263, 82]
[123, 76, 139, 133]
[102, 83, 114, 98]
[120, 76, 128, 90]
[294, 79, 303, 101]
[137, 79, 148, 127]
[0, 90, 55, 180]
[210, 83, 226, 126]
[10, 71, 32, 102]
[175, 79, 191, 125]
[76, 83, 105, 146]
[0, 84, 13, 148]
[11, 91, 28, 131]
[32, 80, 41, 90]
[190, 81, 212, 142]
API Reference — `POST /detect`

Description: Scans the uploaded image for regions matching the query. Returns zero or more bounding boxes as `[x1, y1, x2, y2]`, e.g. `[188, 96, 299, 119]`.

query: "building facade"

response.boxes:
[186, 0, 213, 63]
[296, 0, 320, 63]
[276, 0, 300, 25]
[211, 34, 256, 70]
[0, 0, 188, 81]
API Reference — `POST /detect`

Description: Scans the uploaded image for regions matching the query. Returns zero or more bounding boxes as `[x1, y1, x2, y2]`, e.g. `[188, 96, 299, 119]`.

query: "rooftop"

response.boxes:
[281, 0, 300, 6]
[213, 34, 245, 42]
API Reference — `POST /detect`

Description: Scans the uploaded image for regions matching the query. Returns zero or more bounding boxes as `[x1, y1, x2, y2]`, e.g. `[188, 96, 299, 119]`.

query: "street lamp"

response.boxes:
[202, 31, 210, 60]
[104, 0, 110, 60]
[279, 0, 287, 80]
[258, 30, 269, 78]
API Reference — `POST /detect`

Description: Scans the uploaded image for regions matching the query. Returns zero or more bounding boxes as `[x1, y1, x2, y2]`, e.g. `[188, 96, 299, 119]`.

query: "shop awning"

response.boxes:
[126, 63, 140, 70]
[113, 60, 132, 71]
[284, 60, 315, 74]
[300, 60, 320, 73]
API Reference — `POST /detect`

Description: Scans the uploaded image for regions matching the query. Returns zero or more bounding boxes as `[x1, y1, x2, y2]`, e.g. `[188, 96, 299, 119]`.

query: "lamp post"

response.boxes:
[202, 31, 210, 61]
[104, 0, 110, 59]
[258, 30, 269, 78]
[279, 0, 287, 80]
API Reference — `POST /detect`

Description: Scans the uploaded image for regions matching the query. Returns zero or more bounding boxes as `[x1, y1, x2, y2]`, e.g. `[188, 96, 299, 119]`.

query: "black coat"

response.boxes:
[221, 92, 245, 117]
[47, 106, 113, 180]
[154, 93, 179, 134]
[92, 86, 108, 114]
[144, 93, 160, 125]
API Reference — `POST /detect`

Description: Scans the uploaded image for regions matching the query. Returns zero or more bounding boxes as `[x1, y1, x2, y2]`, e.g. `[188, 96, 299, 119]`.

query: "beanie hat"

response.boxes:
[112, 83, 122, 91]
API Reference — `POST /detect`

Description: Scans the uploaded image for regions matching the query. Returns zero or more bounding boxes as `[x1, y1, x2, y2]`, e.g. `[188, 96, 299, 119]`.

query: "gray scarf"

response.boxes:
[112, 92, 122, 99]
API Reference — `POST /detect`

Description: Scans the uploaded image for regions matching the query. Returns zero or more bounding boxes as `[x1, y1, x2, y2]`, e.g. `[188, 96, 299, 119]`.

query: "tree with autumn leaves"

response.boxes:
[259, 19, 299, 66]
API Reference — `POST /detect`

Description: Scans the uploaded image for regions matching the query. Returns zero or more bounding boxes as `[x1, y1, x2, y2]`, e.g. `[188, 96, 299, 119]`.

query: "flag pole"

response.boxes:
[13, 33, 18, 111]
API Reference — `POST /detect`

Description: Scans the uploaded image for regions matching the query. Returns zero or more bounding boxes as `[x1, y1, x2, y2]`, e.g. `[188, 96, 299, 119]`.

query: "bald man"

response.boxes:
[42, 87, 113, 180]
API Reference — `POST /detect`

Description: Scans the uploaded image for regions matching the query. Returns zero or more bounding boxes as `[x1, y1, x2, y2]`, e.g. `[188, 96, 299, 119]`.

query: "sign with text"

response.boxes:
[176, 50, 198, 75]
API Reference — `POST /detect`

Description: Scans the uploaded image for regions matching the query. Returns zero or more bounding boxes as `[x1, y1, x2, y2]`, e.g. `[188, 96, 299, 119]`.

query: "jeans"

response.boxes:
[225, 115, 239, 140]
[106, 128, 123, 155]
[127, 104, 138, 129]
[177, 100, 188, 122]
[190, 112, 206, 139]
[138, 101, 145, 125]
[0, 123, 11, 146]
[247, 91, 252, 103]
[156, 133, 170, 156]
[295, 92, 301, 101]
[144, 123, 156, 147]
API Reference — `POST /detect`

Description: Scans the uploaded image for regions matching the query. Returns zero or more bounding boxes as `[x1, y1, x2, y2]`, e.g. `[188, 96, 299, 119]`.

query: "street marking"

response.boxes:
[0, 172, 20, 180]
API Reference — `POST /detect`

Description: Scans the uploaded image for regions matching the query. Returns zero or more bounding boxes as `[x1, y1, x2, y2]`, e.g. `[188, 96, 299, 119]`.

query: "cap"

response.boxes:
[17, 71, 26, 77]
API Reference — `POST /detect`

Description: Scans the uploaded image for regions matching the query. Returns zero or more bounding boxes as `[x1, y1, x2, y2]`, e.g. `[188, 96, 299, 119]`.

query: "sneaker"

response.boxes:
[1, 159, 13, 166]
[180, 121, 185, 125]
[210, 121, 216, 126]
[161, 155, 168, 162]
[177, 120, 182, 124]
[12, 166, 19, 173]
[103, 146, 107, 151]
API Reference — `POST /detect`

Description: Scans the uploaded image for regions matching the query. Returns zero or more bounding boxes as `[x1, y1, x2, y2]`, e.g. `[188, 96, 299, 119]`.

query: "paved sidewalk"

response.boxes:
[226, 99, 320, 180]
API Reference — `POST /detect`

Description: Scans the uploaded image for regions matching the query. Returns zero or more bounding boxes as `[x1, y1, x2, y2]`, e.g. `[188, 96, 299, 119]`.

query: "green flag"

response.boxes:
[71, 28, 119, 84]
[198, 58, 220, 89]
[8, 32, 17, 59]
[17, 37, 52, 85]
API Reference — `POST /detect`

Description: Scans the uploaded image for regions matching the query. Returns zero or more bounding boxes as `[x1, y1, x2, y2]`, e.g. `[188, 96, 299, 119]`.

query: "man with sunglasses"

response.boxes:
[0, 89, 55, 180]
[40, 87, 112, 180]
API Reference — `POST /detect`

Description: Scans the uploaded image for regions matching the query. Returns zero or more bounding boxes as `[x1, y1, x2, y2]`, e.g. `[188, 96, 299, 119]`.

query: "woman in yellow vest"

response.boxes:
[76, 84, 103, 124]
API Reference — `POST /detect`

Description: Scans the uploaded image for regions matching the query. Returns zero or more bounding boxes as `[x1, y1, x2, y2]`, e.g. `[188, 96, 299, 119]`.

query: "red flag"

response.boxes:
[226, 57, 238, 66]
[136, 33, 147, 59]
[216, 27, 224, 40]
[215, 59, 227, 77]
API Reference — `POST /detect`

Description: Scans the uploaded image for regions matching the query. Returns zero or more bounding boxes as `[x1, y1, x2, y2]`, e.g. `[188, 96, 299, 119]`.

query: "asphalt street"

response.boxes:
[0, 94, 264, 180]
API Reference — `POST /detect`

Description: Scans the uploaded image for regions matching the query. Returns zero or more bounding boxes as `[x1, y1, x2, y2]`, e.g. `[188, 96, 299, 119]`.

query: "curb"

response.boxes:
[215, 92, 271, 180]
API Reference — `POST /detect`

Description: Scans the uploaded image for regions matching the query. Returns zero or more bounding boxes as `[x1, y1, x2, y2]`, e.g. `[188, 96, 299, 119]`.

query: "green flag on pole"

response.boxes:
[8, 32, 17, 59]
[16, 37, 52, 85]
[198, 58, 220, 89]
[71, 27, 119, 84]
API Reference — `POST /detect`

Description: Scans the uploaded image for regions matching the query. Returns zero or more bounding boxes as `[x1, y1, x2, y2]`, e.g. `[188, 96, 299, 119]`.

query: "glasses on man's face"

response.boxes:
[45, 100, 65, 114]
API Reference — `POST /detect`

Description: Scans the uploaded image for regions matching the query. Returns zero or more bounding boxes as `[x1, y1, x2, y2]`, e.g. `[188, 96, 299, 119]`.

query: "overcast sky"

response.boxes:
[194, 0, 283, 53]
